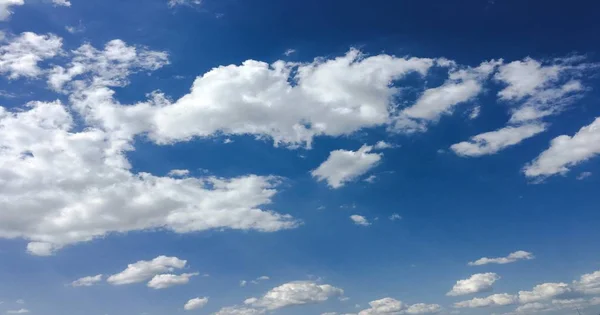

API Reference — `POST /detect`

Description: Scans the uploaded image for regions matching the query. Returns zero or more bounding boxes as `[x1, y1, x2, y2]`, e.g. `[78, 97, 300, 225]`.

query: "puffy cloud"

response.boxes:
[358, 298, 441, 315]
[245, 281, 344, 310]
[453, 293, 517, 308]
[450, 123, 547, 157]
[573, 270, 600, 295]
[394, 60, 501, 132]
[468, 251, 534, 266]
[147, 272, 199, 289]
[52, 0, 71, 6]
[350, 215, 371, 226]
[0, 0, 23, 21]
[48, 39, 168, 92]
[107, 256, 187, 285]
[71, 274, 103, 287]
[184, 297, 208, 311]
[447, 273, 500, 296]
[0, 32, 62, 79]
[495, 57, 563, 101]
[0, 100, 299, 254]
[518, 283, 572, 304]
[514, 302, 549, 313]
[312, 145, 382, 188]
[524, 117, 600, 178]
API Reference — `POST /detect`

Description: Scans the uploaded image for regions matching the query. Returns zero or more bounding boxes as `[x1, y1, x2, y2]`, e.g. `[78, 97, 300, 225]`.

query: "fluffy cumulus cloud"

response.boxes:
[447, 273, 500, 296]
[350, 215, 371, 226]
[468, 250, 534, 266]
[107, 256, 187, 285]
[0, 0, 23, 21]
[573, 270, 600, 295]
[147, 272, 199, 289]
[0, 32, 62, 79]
[358, 297, 441, 315]
[245, 281, 344, 310]
[524, 117, 600, 178]
[517, 283, 572, 304]
[312, 145, 382, 188]
[71, 274, 103, 287]
[184, 297, 208, 311]
[450, 123, 547, 157]
[453, 293, 517, 308]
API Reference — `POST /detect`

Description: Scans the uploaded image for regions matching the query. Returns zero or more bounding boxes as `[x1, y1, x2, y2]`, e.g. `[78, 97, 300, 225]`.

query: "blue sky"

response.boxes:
[1, 0, 600, 314]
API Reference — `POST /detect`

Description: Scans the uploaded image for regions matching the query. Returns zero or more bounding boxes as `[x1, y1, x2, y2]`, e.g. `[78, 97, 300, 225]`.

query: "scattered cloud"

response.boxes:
[364, 175, 377, 183]
[389, 213, 402, 221]
[243, 281, 344, 311]
[447, 273, 500, 296]
[52, 0, 71, 6]
[107, 256, 187, 285]
[518, 283, 572, 304]
[468, 106, 480, 119]
[468, 250, 534, 266]
[167, 169, 190, 177]
[454, 293, 517, 308]
[373, 141, 396, 149]
[71, 274, 103, 287]
[240, 280, 247, 287]
[6, 309, 29, 314]
[0, 32, 62, 79]
[524, 117, 600, 178]
[284, 49, 296, 56]
[168, 0, 202, 8]
[184, 297, 208, 311]
[451, 123, 547, 157]
[577, 171, 592, 180]
[147, 272, 199, 289]
[358, 297, 441, 315]
[350, 215, 371, 226]
[312, 145, 382, 189]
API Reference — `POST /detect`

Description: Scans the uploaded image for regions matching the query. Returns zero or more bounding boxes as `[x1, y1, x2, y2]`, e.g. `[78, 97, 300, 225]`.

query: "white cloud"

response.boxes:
[468, 251, 534, 266]
[447, 273, 500, 296]
[214, 306, 264, 315]
[395, 60, 501, 132]
[364, 175, 377, 183]
[168, 0, 202, 7]
[15, 300, 24, 305]
[518, 283, 572, 304]
[184, 297, 208, 311]
[573, 270, 600, 295]
[514, 302, 549, 313]
[284, 49, 296, 56]
[167, 169, 190, 177]
[147, 272, 199, 289]
[524, 117, 600, 178]
[0, 32, 62, 79]
[454, 293, 517, 308]
[52, 0, 71, 6]
[350, 215, 371, 226]
[358, 298, 441, 315]
[495, 57, 562, 101]
[312, 145, 382, 188]
[0, 0, 23, 21]
[389, 213, 402, 221]
[71, 274, 103, 287]
[0, 100, 299, 255]
[577, 171, 592, 180]
[107, 256, 187, 285]
[373, 141, 395, 149]
[6, 309, 29, 314]
[468, 106, 480, 119]
[244, 281, 344, 310]
[450, 123, 547, 157]
[240, 280, 247, 287]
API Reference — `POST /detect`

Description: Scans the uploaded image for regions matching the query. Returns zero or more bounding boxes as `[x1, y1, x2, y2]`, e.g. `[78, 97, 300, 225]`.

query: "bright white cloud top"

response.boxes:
[447, 273, 500, 296]
[468, 250, 534, 266]
[184, 297, 209, 311]
[312, 145, 382, 188]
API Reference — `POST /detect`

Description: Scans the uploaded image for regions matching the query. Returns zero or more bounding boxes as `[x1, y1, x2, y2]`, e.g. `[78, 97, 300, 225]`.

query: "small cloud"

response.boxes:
[468, 106, 481, 119]
[350, 215, 371, 226]
[202, 273, 210, 277]
[65, 22, 85, 34]
[7, 309, 29, 314]
[184, 297, 208, 311]
[71, 274, 103, 287]
[223, 138, 233, 144]
[364, 175, 377, 183]
[284, 49, 296, 56]
[340, 203, 356, 209]
[168, 0, 202, 8]
[339, 296, 350, 302]
[437, 149, 446, 154]
[240, 280, 247, 287]
[373, 141, 397, 150]
[167, 169, 190, 177]
[577, 172, 592, 180]
[389, 213, 402, 221]
[15, 300, 24, 305]
[215, 13, 225, 19]
[52, 0, 71, 7]
[317, 205, 325, 210]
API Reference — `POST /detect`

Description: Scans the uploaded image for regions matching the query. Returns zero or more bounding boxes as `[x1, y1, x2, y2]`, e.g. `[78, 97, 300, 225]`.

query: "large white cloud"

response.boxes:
[358, 297, 441, 315]
[244, 281, 344, 310]
[0, 100, 299, 255]
[468, 250, 534, 266]
[447, 273, 500, 296]
[0, 0, 23, 21]
[0, 32, 62, 79]
[312, 145, 382, 188]
[107, 256, 187, 285]
[524, 117, 600, 178]
[453, 293, 517, 308]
